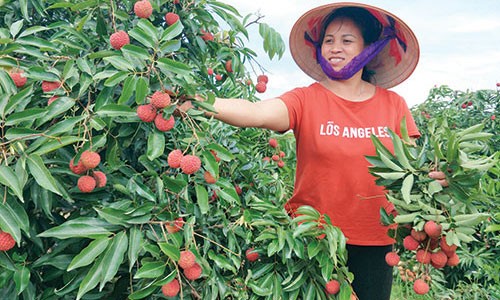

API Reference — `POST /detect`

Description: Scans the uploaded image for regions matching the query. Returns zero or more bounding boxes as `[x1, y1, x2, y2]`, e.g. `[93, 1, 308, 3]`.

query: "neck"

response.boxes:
[320, 76, 374, 102]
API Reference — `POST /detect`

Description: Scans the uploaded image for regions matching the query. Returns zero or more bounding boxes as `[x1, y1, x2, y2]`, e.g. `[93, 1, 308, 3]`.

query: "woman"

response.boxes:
[207, 3, 445, 299]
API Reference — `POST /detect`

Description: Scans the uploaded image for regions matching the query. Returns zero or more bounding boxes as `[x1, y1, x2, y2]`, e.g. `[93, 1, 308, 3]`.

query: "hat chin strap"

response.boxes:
[316, 26, 395, 81]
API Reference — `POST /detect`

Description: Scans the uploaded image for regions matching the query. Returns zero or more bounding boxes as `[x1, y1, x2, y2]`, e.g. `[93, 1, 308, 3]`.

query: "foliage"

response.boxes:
[0, 0, 354, 299]
[373, 85, 499, 298]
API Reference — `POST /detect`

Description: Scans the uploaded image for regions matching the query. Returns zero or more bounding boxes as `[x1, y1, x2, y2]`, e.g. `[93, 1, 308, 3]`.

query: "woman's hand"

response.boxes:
[428, 171, 448, 187]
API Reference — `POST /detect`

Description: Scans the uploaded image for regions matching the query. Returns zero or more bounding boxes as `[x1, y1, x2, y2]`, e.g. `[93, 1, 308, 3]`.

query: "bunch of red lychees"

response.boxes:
[137, 91, 176, 132]
[264, 138, 285, 168]
[70, 150, 106, 193]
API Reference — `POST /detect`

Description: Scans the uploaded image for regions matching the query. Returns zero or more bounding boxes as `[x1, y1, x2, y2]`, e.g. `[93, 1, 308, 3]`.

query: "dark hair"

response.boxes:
[319, 7, 382, 81]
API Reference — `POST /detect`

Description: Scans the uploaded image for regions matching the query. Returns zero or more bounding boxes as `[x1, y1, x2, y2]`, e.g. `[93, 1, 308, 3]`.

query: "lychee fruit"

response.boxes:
[92, 171, 107, 188]
[235, 184, 242, 195]
[269, 138, 278, 148]
[161, 279, 180, 298]
[415, 249, 431, 264]
[0, 231, 16, 251]
[410, 229, 427, 242]
[110, 30, 130, 50]
[279, 151, 285, 158]
[200, 30, 214, 41]
[42, 81, 61, 92]
[255, 81, 267, 93]
[430, 251, 448, 269]
[69, 158, 88, 175]
[150, 91, 171, 109]
[385, 252, 400, 267]
[180, 155, 201, 174]
[77, 175, 96, 193]
[178, 250, 196, 269]
[277, 160, 285, 168]
[245, 248, 259, 262]
[137, 104, 157, 122]
[204, 171, 216, 184]
[165, 12, 179, 25]
[207, 68, 214, 76]
[225, 60, 233, 73]
[257, 74, 268, 84]
[165, 217, 184, 233]
[325, 279, 340, 295]
[424, 220, 442, 238]
[167, 149, 183, 168]
[183, 262, 202, 280]
[413, 279, 429, 295]
[154, 114, 175, 132]
[215, 74, 223, 81]
[80, 150, 101, 169]
[439, 236, 457, 253]
[446, 252, 460, 266]
[271, 154, 279, 161]
[403, 235, 420, 251]
[133, 0, 153, 19]
[48, 95, 59, 105]
[9, 70, 27, 88]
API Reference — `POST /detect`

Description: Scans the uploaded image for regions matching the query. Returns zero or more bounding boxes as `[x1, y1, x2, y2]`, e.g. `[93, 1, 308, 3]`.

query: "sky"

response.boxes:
[224, 0, 500, 108]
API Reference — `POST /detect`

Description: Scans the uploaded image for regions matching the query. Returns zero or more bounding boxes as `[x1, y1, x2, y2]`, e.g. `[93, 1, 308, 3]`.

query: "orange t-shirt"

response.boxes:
[280, 82, 420, 246]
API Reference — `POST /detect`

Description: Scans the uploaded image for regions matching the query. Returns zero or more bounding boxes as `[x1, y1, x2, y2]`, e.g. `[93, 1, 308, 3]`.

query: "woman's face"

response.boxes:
[321, 18, 365, 71]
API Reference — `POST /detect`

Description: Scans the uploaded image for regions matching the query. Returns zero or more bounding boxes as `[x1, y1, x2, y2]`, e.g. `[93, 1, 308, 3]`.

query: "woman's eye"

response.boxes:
[343, 39, 353, 44]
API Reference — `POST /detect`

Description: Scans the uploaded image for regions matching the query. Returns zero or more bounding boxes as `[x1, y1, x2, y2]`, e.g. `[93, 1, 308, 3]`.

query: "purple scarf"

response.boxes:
[305, 18, 405, 81]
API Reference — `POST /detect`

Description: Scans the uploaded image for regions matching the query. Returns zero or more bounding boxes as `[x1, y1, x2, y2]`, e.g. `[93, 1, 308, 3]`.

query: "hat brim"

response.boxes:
[289, 2, 419, 89]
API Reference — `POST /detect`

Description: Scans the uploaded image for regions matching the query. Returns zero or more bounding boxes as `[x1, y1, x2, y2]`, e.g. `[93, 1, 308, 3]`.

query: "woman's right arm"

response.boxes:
[207, 97, 290, 132]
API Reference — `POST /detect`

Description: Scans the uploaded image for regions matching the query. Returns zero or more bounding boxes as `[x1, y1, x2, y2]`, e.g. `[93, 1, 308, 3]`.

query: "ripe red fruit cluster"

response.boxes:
[245, 248, 259, 262]
[137, 91, 176, 132]
[385, 251, 400, 266]
[71, 151, 106, 193]
[392, 221, 461, 295]
[167, 150, 201, 175]
[0, 230, 16, 251]
[9, 70, 27, 88]
[225, 60, 233, 73]
[109, 30, 130, 50]
[266, 138, 285, 168]
[255, 74, 268, 93]
[178, 250, 202, 280]
[133, 0, 152, 19]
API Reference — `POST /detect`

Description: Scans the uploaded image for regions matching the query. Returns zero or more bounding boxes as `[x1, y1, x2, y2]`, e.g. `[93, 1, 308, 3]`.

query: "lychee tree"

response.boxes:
[0, 1, 353, 299]
[371, 85, 499, 299]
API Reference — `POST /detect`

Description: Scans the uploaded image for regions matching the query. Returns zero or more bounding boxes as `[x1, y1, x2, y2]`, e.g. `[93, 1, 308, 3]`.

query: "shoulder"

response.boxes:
[280, 82, 324, 101]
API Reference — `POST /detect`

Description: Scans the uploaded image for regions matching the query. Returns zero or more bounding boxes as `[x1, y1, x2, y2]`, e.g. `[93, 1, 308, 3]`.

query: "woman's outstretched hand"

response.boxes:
[428, 171, 449, 187]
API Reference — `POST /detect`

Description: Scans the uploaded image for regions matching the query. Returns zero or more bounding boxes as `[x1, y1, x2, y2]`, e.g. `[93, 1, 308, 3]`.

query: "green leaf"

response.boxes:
[67, 237, 110, 271]
[26, 154, 63, 196]
[128, 226, 143, 271]
[96, 104, 136, 118]
[195, 185, 209, 214]
[401, 174, 414, 204]
[77, 256, 104, 300]
[156, 58, 192, 76]
[129, 26, 155, 49]
[0, 202, 22, 244]
[134, 261, 165, 279]
[160, 21, 183, 42]
[146, 131, 165, 160]
[10, 20, 24, 38]
[104, 70, 129, 87]
[30, 136, 83, 155]
[99, 232, 128, 290]
[135, 77, 148, 104]
[5, 108, 47, 126]
[13, 266, 30, 295]
[38, 223, 112, 239]
[104, 56, 134, 72]
[26, 66, 59, 81]
[158, 242, 180, 261]
[0, 164, 24, 202]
